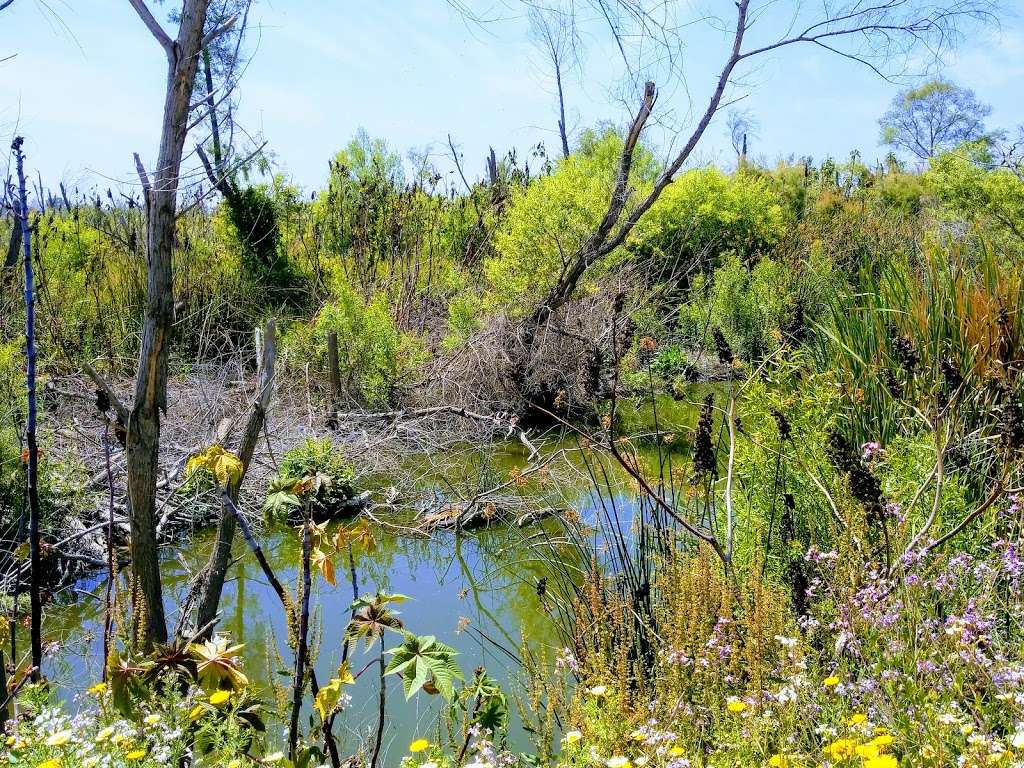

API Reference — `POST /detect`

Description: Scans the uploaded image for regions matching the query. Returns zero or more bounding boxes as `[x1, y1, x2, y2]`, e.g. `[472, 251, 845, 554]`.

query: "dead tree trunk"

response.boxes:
[556, 62, 571, 159]
[195, 320, 277, 634]
[126, 0, 213, 647]
[522, 2, 754, 334]
[527, 80, 657, 329]
[12, 137, 42, 681]
[528, 5, 575, 160]
[519, 0, 978, 334]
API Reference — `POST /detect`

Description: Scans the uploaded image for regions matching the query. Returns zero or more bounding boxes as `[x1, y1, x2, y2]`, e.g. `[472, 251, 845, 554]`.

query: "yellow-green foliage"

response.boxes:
[33, 214, 146, 362]
[281, 279, 424, 407]
[444, 291, 486, 350]
[0, 339, 26, 529]
[926, 143, 1024, 249]
[629, 167, 787, 274]
[31, 205, 280, 366]
[485, 128, 657, 315]
[760, 160, 812, 221]
[677, 254, 794, 361]
[875, 170, 927, 214]
[732, 358, 848, 572]
[792, 187, 924, 275]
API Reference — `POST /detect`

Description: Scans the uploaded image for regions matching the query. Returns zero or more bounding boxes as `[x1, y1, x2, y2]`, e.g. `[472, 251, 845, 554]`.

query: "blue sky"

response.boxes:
[2, 0, 1022, 196]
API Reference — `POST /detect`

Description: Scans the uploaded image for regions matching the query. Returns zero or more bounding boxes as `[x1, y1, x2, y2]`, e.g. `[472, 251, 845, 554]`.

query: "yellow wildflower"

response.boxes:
[668, 747, 686, 758]
[870, 734, 894, 748]
[563, 730, 583, 745]
[36, 761, 61, 768]
[823, 738, 857, 760]
[209, 689, 231, 705]
[847, 713, 868, 726]
[856, 744, 881, 759]
[87, 682, 107, 695]
[409, 739, 431, 753]
[726, 697, 747, 713]
[125, 751, 147, 761]
[45, 730, 72, 747]
[768, 756, 790, 767]
[864, 756, 898, 768]
[95, 727, 115, 743]
[823, 675, 841, 687]
[144, 714, 161, 726]
[188, 705, 205, 721]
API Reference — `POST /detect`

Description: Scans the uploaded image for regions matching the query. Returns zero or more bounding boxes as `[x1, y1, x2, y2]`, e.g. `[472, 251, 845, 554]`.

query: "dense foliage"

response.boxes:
[4, 113, 1024, 768]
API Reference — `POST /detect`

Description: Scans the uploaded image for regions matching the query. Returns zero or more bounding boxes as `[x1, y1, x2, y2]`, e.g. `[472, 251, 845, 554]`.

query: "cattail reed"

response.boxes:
[712, 327, 734, 366]
[773, 409, 792, 441]
[693, 394, 717, 477]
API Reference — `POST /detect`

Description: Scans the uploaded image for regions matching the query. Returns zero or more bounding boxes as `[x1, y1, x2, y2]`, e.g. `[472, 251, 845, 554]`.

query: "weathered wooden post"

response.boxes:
[327, 331, 342, 408]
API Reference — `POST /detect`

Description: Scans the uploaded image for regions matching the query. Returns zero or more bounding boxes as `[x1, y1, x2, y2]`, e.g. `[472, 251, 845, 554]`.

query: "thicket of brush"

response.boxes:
[3, 125, 1024, 767]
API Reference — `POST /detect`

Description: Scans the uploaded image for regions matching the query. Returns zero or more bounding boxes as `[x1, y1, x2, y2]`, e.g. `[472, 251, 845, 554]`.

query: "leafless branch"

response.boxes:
[202, 11, 238, 47]
[133, 152, 152, 211]
[127, 0, 173, 52]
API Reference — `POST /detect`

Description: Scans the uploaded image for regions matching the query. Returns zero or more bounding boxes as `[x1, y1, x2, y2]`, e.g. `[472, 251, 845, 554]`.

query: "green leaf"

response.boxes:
[384, 631, 463, 702]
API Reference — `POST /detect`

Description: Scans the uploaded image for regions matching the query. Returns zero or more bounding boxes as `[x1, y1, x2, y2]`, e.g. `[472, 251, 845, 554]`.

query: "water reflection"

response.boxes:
[32, 388, 714, 757]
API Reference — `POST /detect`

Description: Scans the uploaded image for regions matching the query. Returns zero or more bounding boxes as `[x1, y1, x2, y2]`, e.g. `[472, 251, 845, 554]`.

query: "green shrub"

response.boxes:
[874, 170, 927, 214]
[218, 176, 308, 305]
[0, 340, 86, 540]
[677, 254, 795, 361]
[444, 291, 486, 350]
[263, 437, 357, 517]
[281, 280, 422, 407]
[925, 142, 1024, 249]
[628, 167, 787, 279]
[649, 346, 693, 379]
[485, 128, 658, 315]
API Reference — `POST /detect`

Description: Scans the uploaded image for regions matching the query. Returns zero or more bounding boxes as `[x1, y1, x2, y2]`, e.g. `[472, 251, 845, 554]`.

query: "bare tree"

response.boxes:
[727, 108, 758, 160]
[94, 0, 231, 647]
[528, 4, 580, 159]
[994, 125, 1024, 180]
[522, 0, 996, 330]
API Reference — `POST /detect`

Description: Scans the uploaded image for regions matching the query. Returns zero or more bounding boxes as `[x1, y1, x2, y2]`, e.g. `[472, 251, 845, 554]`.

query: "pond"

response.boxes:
[28, 389, 717, 759]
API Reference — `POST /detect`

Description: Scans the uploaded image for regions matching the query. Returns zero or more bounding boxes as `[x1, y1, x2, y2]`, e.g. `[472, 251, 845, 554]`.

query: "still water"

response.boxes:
[33, 391, 711, 759]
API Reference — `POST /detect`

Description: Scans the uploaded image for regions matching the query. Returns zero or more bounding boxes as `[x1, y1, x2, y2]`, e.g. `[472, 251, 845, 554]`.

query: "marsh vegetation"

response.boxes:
[2, 1, 1024, 767]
